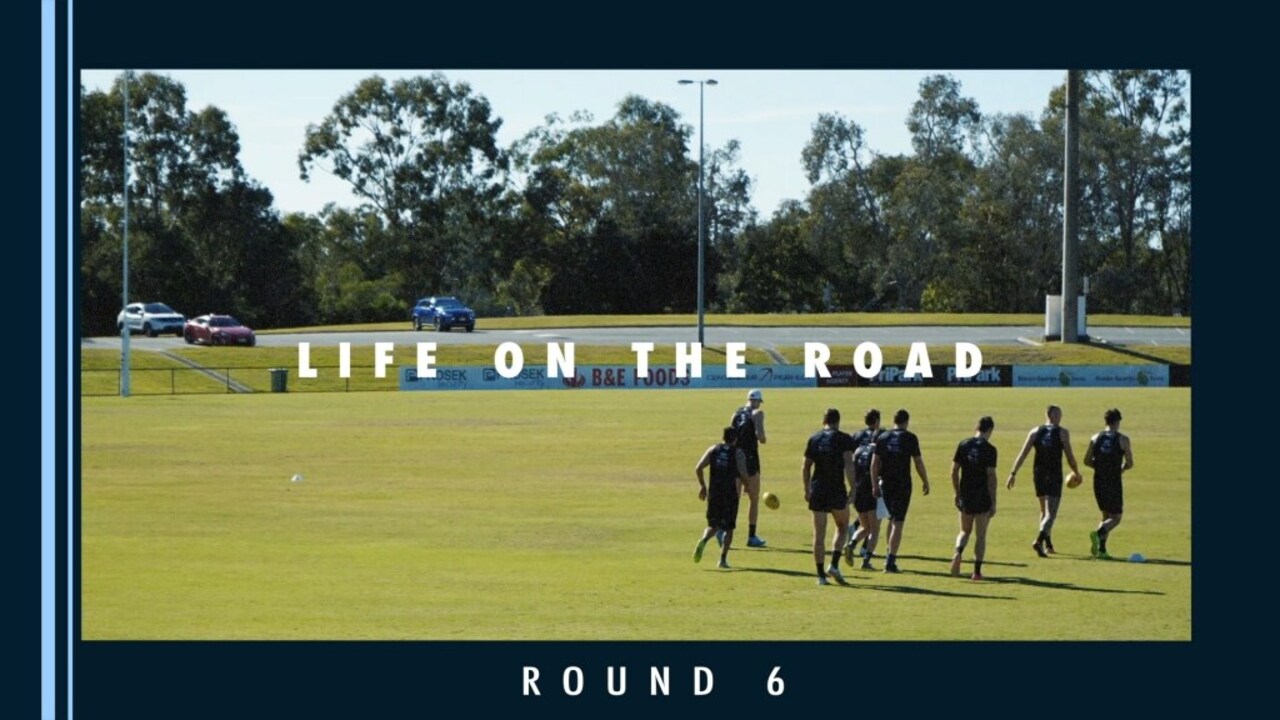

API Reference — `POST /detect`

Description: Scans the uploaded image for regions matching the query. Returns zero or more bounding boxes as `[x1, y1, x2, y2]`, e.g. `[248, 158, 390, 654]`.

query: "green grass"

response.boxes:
[775, 343, 1192, 366]
[167, 344, 777, 368]
[261, 312, 1191, 334]
[81, 387, 1190, 640]
[81, 340, 1189, 397]
[81, 350, 187, 370]
[82, 345, 780, 394]
[80, 349, 232, 395]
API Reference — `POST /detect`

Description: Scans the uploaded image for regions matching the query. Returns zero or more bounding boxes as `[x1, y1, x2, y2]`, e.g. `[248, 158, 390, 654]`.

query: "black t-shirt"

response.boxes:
[1032, 424, 1064, 474]
[805, 428, 855, 491]
[709, 443, 740, 493]
[1091, 430, 1125, 479]
[850, 428, 879, 483]
[954, 437, 998, 494]
[874, 428, 921, 485]
[732, 405, 759, 455]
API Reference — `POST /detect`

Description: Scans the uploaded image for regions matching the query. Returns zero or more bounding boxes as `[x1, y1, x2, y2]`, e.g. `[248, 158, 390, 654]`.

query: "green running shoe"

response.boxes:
[694, 538, 708, 563]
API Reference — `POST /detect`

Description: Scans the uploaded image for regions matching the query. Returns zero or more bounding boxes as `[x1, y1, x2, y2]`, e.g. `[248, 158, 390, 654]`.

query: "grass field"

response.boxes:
[774, 342, 1190, 366]
[80, 344, 780, 394]
[80, 340, 1190, 395]
[81, 387, 1190, 640]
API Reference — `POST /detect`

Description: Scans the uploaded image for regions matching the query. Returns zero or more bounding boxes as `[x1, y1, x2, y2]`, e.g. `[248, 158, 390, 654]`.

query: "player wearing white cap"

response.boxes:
[729, 389, 769, 547]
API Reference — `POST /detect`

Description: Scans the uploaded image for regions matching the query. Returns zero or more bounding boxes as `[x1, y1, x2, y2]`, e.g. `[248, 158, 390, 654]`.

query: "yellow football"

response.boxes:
[763, 492, 780, 510]
[1066, 471, 1083, 489]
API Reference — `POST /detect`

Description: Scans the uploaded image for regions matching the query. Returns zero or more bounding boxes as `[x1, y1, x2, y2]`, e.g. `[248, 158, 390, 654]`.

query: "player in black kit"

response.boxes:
[870, 409, 930, 573]
[803, 408, 857, 585]
[729, 389, 769, 547]
[1007, 405, 1081, 557]
[693, 427, 749, 569]
[949, 416, 999, 581]
[1084, 408, 1134, 560]
[844, 409, 882, 570]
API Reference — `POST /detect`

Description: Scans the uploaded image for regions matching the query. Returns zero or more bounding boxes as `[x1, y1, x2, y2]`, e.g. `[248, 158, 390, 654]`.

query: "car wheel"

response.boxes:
[433, 317, 442, 332]
[465, 324, 474, 333]
[144, 322, 156, 337]
[184, 330, 194, 345]
[175, 327, 184, 337]
[248, 336, 256, 347]
[414, 317, 421, 331]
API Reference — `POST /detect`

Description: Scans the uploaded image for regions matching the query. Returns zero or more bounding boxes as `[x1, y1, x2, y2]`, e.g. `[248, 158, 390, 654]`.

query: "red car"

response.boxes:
[183, 314, 256, 346]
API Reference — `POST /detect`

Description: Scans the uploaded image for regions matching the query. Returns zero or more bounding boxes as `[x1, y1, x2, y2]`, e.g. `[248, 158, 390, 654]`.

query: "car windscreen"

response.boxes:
[435, 299, 463, 308]
[208, 317, 241, 327]
[145, 303, 176, 314]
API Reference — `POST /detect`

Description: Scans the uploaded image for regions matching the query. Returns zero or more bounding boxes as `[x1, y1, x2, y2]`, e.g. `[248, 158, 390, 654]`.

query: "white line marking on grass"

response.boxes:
[1016, 337, 1043, 347]
[1125, 327, 1135, 334]
[764, 346, 789, 365]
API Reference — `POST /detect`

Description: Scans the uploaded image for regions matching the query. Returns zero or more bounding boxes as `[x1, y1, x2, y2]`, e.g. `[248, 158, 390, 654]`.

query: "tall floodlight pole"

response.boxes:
[1062, 69, 1081, 343]
[678, 78, 717, 344]
[121, 71, 132, 396]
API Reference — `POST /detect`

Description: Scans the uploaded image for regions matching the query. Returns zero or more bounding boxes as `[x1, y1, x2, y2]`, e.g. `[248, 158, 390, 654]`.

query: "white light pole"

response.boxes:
[1062, 69, 1081, 343]
[678, 78, 717, 345]
[121, 71, 131, 397]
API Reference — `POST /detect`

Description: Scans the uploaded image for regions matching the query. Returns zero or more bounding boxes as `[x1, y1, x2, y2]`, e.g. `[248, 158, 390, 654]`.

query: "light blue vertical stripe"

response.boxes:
[63, 1, 75, 719]
[41, 1, 57, 718]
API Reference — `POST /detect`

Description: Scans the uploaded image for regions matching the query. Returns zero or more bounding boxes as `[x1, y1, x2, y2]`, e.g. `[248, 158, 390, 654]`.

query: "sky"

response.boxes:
[79, 69, 1075, 219]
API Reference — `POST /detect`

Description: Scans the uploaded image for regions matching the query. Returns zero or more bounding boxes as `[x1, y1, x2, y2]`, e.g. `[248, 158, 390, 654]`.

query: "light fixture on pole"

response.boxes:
[678, 78, 717, 345]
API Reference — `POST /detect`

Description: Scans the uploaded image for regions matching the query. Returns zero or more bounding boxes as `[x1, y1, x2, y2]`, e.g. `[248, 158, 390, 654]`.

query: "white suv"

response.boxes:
[117, 302, 186, 337]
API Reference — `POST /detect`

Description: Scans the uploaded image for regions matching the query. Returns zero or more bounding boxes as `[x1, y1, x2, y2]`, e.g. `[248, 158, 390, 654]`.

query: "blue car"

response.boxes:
[412, 296, 476, 332]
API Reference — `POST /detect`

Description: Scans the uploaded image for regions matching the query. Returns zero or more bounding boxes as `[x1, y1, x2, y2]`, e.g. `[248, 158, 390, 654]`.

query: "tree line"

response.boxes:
[79, 70, 1190, 335]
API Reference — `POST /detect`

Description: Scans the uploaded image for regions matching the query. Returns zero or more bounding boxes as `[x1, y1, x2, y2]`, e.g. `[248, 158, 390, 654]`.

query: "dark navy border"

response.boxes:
[56, 3, 1224, 717]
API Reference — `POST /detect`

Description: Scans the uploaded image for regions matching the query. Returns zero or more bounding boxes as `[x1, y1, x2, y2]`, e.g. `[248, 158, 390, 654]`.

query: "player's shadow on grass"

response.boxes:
[1046, 553, 1191, 567]
[894, 554, 1028, 568]
[857, 582, 1015, 601]
[1137, 557, 1191, 567]
[747, 546, 824, 556]
[734, 567, 826, 579]
[947, 571, 1167, 594]
[733, 568, 1014, 600]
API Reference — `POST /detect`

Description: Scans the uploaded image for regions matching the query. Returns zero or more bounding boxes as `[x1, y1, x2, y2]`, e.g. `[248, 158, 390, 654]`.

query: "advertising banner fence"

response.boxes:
[396, 363, 1181, 391]
[398, 364, 814, 391]
[817, 365, 1013, 388]
[1010, 364, 1170, 388]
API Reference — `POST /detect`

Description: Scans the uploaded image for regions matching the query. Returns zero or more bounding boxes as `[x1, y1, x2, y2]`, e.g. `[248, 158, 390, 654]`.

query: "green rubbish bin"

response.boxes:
[269, 368, 288, 393]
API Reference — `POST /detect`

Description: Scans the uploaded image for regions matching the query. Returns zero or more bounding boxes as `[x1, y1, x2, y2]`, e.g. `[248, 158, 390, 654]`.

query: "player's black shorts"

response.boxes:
[852, 475, 877, 513]
[743, 452, 761, 477]
[880, 479, 912, 521]
[958, 488, 992, 515]
[808, 483, 848, 513]
[1093, 475, 1123, 515]
[1034, 469, 1064, 497]
[706, 487, 741, 530]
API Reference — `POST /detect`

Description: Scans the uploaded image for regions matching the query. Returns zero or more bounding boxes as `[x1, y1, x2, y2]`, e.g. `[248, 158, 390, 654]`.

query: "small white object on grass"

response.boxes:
[291, 474, 304, 483]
